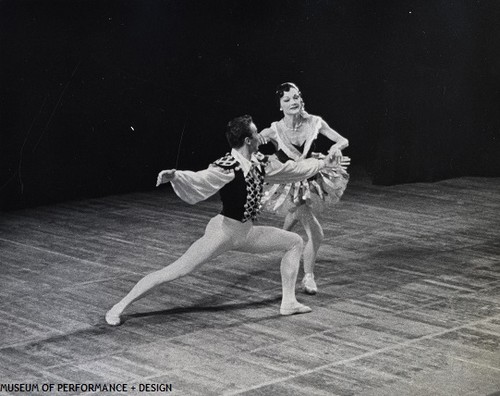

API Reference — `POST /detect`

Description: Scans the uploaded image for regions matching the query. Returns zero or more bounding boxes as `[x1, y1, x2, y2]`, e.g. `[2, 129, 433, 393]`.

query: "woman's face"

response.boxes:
[280, 87, 302, 116]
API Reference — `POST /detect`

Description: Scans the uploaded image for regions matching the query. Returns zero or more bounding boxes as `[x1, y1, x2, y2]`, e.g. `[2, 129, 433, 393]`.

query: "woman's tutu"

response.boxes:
[261, 154, 349, 216]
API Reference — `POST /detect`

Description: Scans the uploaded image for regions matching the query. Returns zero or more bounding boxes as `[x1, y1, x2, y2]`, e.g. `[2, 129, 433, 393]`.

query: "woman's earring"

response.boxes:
[279, 108, 282, 111]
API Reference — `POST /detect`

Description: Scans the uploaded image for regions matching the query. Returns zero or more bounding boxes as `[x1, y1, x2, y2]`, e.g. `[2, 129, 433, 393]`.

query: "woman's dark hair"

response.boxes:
[275, 82, 302, 107]
[226, 115, 254, 148]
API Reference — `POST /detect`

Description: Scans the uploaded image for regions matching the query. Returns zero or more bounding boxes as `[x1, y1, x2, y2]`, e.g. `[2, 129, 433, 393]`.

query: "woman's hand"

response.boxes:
[256, 133, 268, 146]
[328, 147, 343, 165]
[156, 169, 176, 186]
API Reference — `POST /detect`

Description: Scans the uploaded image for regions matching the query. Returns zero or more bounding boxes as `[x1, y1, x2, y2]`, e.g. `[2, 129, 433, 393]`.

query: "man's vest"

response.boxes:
[212, 153, 269, 222]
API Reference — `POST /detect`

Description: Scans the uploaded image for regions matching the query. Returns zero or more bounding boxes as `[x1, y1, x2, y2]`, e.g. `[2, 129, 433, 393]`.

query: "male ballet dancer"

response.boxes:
[106, 115, 349, 325]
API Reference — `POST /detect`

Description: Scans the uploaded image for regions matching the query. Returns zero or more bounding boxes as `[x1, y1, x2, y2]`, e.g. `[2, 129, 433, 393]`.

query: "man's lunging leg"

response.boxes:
[240, 226, 312, 315]
[106, 217, 233, 325]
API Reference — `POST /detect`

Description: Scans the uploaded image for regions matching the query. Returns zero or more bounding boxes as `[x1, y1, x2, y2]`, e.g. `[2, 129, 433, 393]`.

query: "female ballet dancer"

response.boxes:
[258, 82, 349, 294]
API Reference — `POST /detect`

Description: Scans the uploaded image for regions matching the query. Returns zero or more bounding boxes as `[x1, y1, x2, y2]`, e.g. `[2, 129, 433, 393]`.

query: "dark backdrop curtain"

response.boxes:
[371, 0, 500, 184]
[1, 0, 499, 210]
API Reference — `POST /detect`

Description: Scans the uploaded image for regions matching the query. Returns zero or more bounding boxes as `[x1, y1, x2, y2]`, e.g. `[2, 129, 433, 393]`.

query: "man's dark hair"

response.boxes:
[226, 115, 254, 148]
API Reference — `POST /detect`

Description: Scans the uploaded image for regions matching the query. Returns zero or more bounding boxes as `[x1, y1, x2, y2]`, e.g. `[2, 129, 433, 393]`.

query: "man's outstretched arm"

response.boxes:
[156, 166, 234, 204]
[265, 154, 350, 184]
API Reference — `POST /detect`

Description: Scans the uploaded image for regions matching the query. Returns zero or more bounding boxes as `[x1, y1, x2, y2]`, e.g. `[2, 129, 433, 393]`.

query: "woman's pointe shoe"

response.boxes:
[105, 309, 122, 326]
[280, 302, 312, 316]
[301, 273, 318, 295]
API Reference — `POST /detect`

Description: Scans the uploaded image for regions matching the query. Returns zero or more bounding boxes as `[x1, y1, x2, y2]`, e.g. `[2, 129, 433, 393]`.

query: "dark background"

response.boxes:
[1, 0, 499, 211]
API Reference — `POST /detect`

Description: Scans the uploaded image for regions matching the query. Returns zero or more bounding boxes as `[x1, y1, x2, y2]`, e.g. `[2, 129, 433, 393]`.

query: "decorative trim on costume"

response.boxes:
[211, 153, 240, 173]
[272, 116, 321, 161]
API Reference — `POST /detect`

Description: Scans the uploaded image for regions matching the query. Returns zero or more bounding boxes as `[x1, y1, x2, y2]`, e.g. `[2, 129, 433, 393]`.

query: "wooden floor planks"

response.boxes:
[0, 174, 499, 395]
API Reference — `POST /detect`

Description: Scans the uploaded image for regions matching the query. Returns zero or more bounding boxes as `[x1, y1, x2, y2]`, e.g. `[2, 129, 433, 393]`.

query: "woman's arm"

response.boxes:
[318, 118, 349, 155]
[257, 127, 278, 149]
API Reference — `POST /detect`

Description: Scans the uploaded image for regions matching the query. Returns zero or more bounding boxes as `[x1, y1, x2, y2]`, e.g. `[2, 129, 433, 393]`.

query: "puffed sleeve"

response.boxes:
[170, 166, 234, 204]
[265, 156, 326, 184]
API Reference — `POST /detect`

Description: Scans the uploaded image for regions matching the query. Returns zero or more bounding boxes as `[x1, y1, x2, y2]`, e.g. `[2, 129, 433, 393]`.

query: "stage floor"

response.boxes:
[1, 174, 499, 395]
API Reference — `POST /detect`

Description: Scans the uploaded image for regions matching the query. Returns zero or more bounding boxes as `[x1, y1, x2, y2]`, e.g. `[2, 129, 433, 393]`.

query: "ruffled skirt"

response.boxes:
[261, 156, 349, 216]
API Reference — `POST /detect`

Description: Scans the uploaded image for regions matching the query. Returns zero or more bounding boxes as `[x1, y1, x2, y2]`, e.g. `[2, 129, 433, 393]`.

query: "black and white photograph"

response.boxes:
[1, 0, 500, 394]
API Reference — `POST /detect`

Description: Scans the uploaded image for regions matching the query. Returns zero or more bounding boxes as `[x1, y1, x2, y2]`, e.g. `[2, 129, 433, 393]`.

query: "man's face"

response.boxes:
[247, 122, 260, 153]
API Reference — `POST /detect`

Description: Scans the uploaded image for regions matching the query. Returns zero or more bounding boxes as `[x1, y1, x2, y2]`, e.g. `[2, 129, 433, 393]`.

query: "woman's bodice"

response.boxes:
[270, 115, 322, 163]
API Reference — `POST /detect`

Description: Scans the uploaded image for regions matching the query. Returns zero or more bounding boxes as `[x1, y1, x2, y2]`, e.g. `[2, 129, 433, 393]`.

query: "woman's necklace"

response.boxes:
[283, 117, 303, 132]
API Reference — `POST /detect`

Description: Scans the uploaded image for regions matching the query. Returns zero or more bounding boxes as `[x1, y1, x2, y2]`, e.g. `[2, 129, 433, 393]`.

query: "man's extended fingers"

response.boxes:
[156, 173, 163, 187]
[156, 169, 172, 187]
